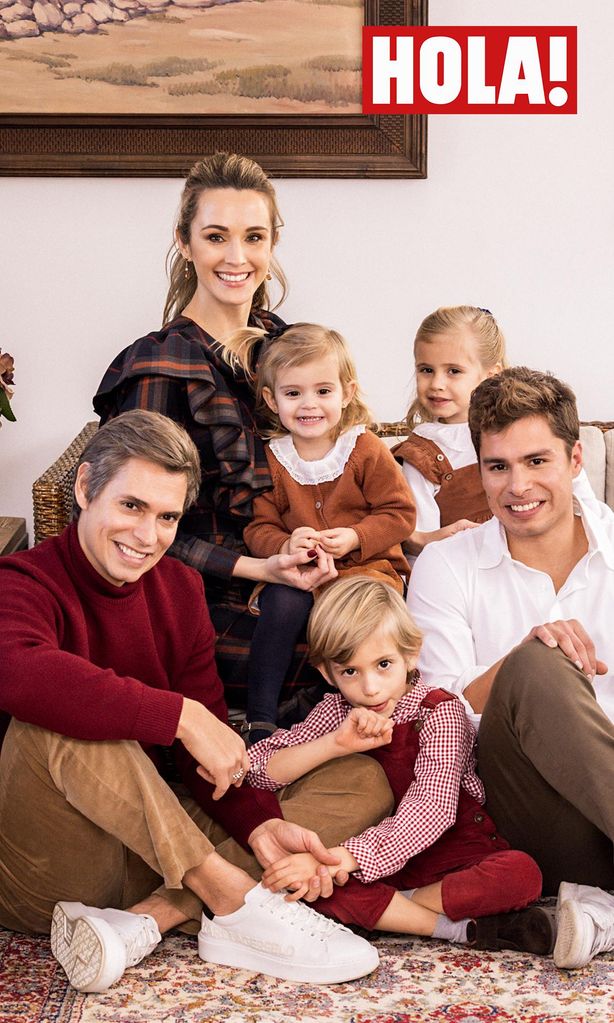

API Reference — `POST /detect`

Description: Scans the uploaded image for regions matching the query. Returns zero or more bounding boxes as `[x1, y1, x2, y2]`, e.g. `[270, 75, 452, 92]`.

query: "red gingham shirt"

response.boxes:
[247, 677, 484, 884]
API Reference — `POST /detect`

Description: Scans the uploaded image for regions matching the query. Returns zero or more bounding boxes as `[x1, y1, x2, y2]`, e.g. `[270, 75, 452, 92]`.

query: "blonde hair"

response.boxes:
[307, 576, 422, 677]
[225, 322, 373, 441]
[405, 305, 508, 430]
[163, 152, 288, 328]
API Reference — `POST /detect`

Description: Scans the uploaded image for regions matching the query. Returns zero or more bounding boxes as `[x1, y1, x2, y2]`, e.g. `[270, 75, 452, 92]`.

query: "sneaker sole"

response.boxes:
[51, 905, 126, 993]
[198, 931, 379, 985]
[553, 899, 592, 969]
[556, 881, 578, 915]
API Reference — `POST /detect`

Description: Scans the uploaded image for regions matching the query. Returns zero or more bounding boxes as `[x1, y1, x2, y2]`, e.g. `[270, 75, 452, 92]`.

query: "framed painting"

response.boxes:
[0, 0, 427, 177]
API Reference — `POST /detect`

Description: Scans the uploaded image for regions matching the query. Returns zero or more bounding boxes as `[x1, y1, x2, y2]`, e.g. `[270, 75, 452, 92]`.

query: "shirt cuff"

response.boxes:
[456, 667, 491, 732]
[342, 836, 377, 884]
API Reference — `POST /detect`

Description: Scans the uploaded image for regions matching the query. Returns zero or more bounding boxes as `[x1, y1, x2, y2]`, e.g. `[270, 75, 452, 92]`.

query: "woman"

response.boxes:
[94, 152, 335, 713]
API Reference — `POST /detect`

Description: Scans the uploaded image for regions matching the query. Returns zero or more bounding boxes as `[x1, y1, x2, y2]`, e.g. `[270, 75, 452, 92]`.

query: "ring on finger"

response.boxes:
[231, 769, 245, 782]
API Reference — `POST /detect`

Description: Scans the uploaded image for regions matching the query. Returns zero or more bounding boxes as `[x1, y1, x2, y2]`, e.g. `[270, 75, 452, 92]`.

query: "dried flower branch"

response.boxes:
[0, 349, 16, 425]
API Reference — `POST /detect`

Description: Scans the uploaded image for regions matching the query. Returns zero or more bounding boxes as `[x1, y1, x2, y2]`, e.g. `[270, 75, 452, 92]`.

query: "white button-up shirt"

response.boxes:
[407, 498, 614, 731]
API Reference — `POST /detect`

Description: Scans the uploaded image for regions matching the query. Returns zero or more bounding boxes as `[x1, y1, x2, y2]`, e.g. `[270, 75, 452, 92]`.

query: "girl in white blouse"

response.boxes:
[394, 306, 507, 558]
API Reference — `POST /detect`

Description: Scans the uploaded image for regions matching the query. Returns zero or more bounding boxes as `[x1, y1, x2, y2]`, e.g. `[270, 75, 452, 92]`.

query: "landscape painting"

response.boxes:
[0, 0, 362, 114]
[0, 0, 427, 177]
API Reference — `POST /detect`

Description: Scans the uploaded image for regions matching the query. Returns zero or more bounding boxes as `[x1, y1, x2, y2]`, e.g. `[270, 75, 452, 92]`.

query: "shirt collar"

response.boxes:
[577, 496, 614, 569]
[415, 420, 473, 455]
[477, 496, 614, 571]
[477, 516, 509, 569]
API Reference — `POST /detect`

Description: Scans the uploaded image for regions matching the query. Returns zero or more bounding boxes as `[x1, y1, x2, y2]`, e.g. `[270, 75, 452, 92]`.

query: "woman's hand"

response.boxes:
[318, 527, 359, 559]
[263, 546, 338, 591]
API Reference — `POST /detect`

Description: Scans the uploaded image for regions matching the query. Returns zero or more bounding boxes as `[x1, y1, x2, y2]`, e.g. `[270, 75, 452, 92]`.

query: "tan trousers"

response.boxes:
[0, 720, 393, 934]
[479, 640, 614, 896]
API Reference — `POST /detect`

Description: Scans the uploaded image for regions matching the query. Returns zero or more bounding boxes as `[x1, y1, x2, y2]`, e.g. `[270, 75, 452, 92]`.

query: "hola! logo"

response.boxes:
[362, 27, 577, 114]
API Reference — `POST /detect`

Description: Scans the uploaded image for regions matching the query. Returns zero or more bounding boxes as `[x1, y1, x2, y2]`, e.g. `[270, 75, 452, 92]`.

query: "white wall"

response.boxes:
[1, 0, 613, 541]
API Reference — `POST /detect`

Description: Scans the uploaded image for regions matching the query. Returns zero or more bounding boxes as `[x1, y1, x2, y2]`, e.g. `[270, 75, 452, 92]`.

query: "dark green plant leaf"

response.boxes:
[0, 388, 16, 422]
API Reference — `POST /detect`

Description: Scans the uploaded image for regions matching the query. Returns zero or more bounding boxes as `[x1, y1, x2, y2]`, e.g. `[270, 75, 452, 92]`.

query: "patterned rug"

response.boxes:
[2, 925, 613, 1023]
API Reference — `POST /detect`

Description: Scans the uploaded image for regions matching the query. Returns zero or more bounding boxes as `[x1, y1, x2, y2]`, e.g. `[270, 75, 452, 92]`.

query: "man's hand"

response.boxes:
[262, 845, 357, 902]
[333, 706, 394, 754]
[287, 526, 321, 555]
[262, 852, 329, 902]
[176, 698, 250, 800]
[263, 546, 338, 592]
[318, 527, 359, 559]
[248, 819, 341, 900]
[522, 619, 608, 680]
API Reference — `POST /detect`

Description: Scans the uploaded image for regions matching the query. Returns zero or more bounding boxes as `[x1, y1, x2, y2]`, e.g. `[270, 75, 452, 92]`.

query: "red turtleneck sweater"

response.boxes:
[0, 522, 281, 844]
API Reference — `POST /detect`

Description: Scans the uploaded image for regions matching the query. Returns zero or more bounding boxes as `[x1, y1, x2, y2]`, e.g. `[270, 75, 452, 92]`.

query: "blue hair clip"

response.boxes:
[478, 307, 493, 316]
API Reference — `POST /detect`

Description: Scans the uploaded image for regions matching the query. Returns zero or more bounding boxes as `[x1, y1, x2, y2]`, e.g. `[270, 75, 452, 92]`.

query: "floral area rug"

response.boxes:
[1, 925, 613, 1023]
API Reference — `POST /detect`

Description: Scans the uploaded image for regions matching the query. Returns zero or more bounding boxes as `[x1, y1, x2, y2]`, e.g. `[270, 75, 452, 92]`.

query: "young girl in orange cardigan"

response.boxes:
[229, 322, 416, 744]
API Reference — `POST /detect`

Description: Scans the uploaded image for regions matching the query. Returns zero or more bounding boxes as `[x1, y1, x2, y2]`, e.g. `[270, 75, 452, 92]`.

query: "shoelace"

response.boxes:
[271, 893, 349, 941]
[123, 916, 160, 966]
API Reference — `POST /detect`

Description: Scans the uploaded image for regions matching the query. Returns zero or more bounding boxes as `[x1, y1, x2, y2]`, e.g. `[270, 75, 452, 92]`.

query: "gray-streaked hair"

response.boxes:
[74, 410, 201, 516]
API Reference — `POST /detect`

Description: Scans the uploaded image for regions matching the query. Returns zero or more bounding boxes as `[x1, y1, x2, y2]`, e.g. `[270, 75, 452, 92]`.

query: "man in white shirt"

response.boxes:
[407, 367, 614, 971]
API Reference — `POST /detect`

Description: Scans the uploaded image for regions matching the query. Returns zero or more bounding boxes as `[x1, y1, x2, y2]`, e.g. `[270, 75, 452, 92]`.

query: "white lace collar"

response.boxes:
[269, 425, 366, 485]
[414, 420, 473, 455]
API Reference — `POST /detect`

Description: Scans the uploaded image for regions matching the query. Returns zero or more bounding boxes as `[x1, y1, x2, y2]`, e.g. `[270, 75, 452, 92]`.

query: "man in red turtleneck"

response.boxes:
[0, 410, 385, 994]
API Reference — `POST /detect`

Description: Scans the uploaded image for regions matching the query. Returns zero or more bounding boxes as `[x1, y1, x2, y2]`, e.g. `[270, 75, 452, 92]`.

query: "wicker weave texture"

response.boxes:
[32, 422, 98, 545]
[31, 418, 614, 546]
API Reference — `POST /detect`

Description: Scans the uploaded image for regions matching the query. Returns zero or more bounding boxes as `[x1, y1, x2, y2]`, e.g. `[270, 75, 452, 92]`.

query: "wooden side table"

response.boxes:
[0, 517, 28, 556]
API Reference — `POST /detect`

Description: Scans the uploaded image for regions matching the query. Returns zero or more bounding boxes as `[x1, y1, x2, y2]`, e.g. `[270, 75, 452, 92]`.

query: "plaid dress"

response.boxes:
[93, 313, 319, 708]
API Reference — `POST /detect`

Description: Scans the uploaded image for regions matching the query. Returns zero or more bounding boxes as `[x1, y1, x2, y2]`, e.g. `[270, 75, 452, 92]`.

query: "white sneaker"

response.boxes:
[198, 883, 379, 984]
[51, 902, 161, 992]
[554, 882, 614, 969]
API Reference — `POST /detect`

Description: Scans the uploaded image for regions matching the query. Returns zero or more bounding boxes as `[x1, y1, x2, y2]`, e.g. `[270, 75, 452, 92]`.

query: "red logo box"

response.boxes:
[362, 26, 577, 114]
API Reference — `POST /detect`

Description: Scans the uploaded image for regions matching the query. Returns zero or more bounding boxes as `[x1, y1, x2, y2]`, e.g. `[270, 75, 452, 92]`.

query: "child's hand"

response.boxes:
[333, 706, 394, 753]
[318, 527, 359, 558]
[407, 520, 480, 554]
[288, 526, 321, 555]
[439, 518, 480, 540]
[262, 852, 334, 902]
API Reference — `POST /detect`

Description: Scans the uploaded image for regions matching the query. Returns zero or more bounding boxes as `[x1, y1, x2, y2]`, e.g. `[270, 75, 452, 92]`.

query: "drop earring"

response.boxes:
[184, 260, 190, 280]
[266, 270, 272, 281]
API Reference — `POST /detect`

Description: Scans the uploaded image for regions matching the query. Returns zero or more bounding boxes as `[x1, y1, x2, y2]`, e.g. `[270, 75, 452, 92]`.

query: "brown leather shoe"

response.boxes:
[468, 907, 555, 955]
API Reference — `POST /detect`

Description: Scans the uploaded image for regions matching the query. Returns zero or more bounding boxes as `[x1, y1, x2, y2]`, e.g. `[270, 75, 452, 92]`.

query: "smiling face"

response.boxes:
[75, 457, 187, 586]
[178, 188, 274, 324]
[479, 415, 582, 545]
[323, 625, 417, 716]
[262, 354, 355, 459]
[415, 329, 497, 424]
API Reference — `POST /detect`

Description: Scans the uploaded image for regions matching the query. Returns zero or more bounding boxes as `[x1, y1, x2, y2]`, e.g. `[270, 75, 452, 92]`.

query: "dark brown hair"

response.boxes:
[469, 366, 579, 458]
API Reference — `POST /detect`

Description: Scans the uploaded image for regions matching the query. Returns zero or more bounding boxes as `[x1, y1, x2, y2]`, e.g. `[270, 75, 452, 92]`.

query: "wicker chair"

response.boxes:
[31, 418, 614, 547]
[32, 422, 98, 545]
